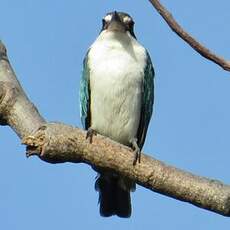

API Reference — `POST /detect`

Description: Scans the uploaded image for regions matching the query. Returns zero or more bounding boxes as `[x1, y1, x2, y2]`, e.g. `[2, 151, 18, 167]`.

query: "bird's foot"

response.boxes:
[86, 127, 97, 144]
[130, 138, 141, 165]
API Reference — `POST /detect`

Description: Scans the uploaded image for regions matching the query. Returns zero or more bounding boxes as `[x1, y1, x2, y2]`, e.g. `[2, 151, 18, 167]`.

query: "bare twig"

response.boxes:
[148, 0, 230, 71]
[1, 41, 230, 217]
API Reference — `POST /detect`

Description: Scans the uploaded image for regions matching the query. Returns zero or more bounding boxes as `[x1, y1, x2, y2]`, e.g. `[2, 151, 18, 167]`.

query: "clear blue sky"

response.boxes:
[0, 0, 230, 229]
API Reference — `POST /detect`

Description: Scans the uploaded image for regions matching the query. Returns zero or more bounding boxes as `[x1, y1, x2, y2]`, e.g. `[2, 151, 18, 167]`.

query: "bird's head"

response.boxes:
[101, 11, 136, 38]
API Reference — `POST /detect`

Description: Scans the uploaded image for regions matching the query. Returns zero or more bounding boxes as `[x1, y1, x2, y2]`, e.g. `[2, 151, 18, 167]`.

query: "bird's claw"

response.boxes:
[133, 148, 141, 165]
[86, 128, 97, 144]
[130, 138, 141, 165]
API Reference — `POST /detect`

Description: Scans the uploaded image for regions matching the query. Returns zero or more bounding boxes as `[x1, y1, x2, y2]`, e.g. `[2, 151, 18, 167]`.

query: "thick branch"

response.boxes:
[1, 41, 230, 217]
[23, 122, 230, 216]
[149, 0, 230, 71]
[0, 41, 45, 138]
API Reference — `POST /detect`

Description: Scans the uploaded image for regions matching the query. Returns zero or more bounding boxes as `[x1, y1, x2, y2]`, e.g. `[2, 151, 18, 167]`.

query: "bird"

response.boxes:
[80, 11, 154, 218]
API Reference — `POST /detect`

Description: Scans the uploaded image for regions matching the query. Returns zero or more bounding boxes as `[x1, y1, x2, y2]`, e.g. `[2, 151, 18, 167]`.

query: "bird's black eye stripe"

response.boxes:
[129, 20, 134, 27]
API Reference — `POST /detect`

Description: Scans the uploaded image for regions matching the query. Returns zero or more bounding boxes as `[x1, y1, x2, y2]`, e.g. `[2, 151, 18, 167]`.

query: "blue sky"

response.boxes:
[1, 0, 230, 229]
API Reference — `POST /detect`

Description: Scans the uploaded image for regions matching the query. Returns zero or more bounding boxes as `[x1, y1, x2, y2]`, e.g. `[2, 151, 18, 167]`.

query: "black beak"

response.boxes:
[107, 11, 126, 32]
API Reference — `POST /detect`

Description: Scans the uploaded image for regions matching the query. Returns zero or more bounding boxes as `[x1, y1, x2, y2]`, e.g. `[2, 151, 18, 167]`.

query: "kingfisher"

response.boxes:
[80, 11, 154, 218]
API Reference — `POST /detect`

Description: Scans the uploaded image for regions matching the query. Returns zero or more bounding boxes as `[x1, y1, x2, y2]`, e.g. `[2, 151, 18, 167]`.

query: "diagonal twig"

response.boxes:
[149, 0, 230, 71]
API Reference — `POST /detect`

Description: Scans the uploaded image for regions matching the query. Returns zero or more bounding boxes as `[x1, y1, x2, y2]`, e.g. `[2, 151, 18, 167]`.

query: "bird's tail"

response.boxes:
[95, 173, 135, 218]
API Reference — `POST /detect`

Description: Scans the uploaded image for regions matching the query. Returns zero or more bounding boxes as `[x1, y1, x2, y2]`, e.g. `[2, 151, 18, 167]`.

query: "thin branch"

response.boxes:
[148, 0, 230, 71]
[1, 41, 230, 217]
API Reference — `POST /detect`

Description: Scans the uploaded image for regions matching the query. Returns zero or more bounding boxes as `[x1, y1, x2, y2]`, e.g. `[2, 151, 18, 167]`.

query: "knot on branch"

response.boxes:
[0, 81, 19, 125]
[22, 125, 46, 157]
[22, 123, 82, 164]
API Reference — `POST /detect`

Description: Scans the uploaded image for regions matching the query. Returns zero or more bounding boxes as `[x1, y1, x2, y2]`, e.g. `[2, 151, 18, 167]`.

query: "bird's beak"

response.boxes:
[107, 11, 126, 32]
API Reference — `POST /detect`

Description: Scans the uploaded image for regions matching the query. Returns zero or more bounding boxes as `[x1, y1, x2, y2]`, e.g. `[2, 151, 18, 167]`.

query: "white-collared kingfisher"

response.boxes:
[80, 11, 154, 218]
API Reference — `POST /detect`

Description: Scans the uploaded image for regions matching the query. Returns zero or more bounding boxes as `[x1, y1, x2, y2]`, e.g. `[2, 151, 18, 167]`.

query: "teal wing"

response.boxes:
[80, 53, 91, 130]
[137, 51, 154, 150]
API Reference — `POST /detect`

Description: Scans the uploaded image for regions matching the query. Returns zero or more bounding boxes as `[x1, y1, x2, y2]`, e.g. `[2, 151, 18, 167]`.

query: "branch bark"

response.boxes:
[148, 0, 230, 71]
[1, 41, 230, 217]
[0, 41, 45, 138]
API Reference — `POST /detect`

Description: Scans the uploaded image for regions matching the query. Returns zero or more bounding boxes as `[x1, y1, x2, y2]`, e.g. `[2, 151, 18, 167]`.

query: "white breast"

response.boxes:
[88, 31, 147, 145]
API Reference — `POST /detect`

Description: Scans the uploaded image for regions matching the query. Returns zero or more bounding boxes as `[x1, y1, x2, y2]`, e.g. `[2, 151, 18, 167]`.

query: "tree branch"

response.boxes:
[0, 41, 45, 138]
[23, 122, 230, 217]
[1, 41, 230, 217]
[148, 0, 230, 71]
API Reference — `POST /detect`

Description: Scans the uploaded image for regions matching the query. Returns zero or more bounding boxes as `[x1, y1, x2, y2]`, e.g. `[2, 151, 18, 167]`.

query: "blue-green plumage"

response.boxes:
[80, 54, 90, 130]
[136, 51, 154, 150]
